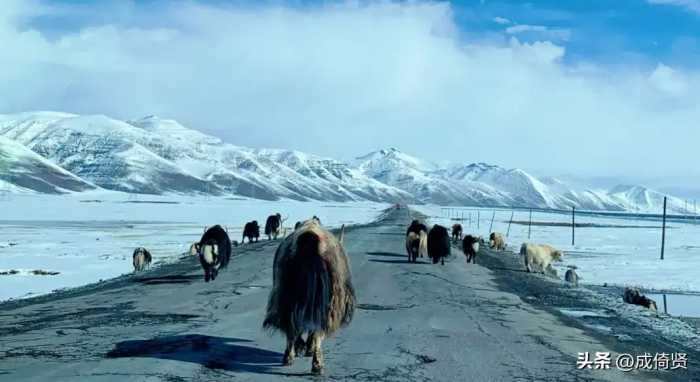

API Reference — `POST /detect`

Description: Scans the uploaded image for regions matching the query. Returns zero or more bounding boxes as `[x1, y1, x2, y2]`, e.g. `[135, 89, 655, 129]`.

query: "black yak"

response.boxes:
[265, 213, 284, 240]
[451, 224, 463, 242]
[623, 287, 657, 311]
[406, 219, 427, 236]
[242, 220, 260, 244]
[132, 247, 152, 272]
[427, 224, 450, 265]
[192, 225, 232, 282]
[462, 235, 480, 264]
[263, 219, 355, 375]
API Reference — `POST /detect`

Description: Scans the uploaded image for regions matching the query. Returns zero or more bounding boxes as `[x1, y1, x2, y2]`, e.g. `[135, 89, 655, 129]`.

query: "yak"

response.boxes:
[406, 219, 428, 236]
[263, 219, 355, 375]
[192, 225, 232, 282]
[132, 247, 152, 272]
[451, 224, 463, 242]
[427, 224, 451, 265]
[265, 213, 284, 240]
[489, 232, 506, 251]
[565, 268, 579, 287]
[242, 220, 260, 244]
[520, 243, 563, 274]
[462, 235, 480, 264]
[405, 232, 425, 263]
[623, 287, 658, 311]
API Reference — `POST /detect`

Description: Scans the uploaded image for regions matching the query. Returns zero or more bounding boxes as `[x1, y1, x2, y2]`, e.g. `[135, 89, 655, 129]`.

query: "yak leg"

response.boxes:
[524, 256, 532, 273]
[283, 332, 297, 366]
[304, 332, 314, 357]
[309, 331, 325, 375]
[294, 333, 308, 356]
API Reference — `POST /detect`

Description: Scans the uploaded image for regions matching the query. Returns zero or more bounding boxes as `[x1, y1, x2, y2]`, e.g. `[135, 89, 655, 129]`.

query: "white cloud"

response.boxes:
[505, 24, 571, 41]
[0, 1, 699, 185]
[648, 0, 700, 14]
[649, 63, 687, 95]
[492, 16, 511, 25]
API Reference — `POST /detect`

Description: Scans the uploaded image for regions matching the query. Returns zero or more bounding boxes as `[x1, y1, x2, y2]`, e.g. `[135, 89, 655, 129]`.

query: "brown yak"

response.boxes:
[263, 218, 356, 375]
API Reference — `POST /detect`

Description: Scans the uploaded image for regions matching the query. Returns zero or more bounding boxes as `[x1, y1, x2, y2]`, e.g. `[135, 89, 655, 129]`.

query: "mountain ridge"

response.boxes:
[0, 111, 690, 213]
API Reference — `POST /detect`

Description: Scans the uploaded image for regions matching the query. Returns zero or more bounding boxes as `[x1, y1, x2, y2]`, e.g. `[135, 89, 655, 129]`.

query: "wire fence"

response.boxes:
[436, 200, 700, 261]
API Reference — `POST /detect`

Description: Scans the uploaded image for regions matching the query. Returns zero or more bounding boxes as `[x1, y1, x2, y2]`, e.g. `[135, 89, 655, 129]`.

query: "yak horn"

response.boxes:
[338, 224, 345, 245]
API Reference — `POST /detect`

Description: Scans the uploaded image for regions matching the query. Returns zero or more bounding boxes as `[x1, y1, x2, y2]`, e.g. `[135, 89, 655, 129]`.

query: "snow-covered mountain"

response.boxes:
[0, 135, 96, 194]
[0, 111, 689, 213]
[353, 148, 689, 213]
[0, 112, 412, 203]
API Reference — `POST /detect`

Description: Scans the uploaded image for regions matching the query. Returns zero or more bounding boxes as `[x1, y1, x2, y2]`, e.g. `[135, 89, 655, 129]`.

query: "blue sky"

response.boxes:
[24, 0, 700, 70]
[454, 0, 700, 69]
[2, 1, 700, 192]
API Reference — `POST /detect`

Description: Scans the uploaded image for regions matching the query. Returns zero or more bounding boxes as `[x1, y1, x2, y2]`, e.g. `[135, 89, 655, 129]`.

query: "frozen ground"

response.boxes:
[0, 191, 387, 301]
[413, 204, 700, 292]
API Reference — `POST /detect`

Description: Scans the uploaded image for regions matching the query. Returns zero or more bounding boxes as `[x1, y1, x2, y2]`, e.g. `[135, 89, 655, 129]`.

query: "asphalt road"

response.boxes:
[0, 208, 696, 381]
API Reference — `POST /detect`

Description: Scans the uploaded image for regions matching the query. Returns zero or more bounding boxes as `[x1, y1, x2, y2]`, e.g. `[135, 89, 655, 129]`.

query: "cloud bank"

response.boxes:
[1, 0, 699, 188]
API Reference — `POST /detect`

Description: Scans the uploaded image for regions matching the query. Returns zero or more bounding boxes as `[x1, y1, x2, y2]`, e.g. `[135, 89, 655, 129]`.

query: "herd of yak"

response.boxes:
[128, 210, 658, 375]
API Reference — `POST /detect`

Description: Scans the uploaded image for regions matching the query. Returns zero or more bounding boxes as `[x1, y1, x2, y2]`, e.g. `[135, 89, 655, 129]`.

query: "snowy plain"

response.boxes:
[4, 194, 700, 302]
[413, 204, 700, 293]
[0, 191, 388, 301]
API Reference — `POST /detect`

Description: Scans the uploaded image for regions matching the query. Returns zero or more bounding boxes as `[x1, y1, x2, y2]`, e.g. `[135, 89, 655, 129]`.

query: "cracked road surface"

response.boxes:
[0, 208, 686, 381]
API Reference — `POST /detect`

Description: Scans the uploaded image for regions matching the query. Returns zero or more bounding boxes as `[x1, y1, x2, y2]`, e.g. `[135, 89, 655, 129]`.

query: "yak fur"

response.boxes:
[195, 225, 232, 282]
[520, 243, 563, 274]
[132, 247, 152, 272]
[428, 224, 451, 265]
[565, 269, 579, 287]
[265, 213, 283, 240]
[462, 235, 480, 264]
[451, 224, 463, 242]
[243, 221, 260, 243]
[263, 219, 355, 374]
[623, 287, 658, 311]
[489, 232, 506, 251]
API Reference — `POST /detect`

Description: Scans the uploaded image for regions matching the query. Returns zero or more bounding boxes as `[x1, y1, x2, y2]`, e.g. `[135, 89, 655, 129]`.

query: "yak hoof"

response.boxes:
[311, 363, 323, 375]
[283, 352, 294, 366]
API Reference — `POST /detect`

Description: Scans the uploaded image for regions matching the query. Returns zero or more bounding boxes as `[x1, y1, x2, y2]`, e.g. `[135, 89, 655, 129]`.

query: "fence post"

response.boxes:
[469, 212, 472, 227]
[528, 208, 532, 239]
[661, 196, 667, 260]
[489, 210, 495, 233]
[571, 206, 575, 246]
[663, 294, 668, 314]
[506, 210, 514, 237]
[477, 210, 480, 230]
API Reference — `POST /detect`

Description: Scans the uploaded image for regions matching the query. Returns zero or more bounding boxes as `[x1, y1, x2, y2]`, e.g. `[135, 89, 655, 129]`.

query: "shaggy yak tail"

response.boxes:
[264, 231, 332, 334]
